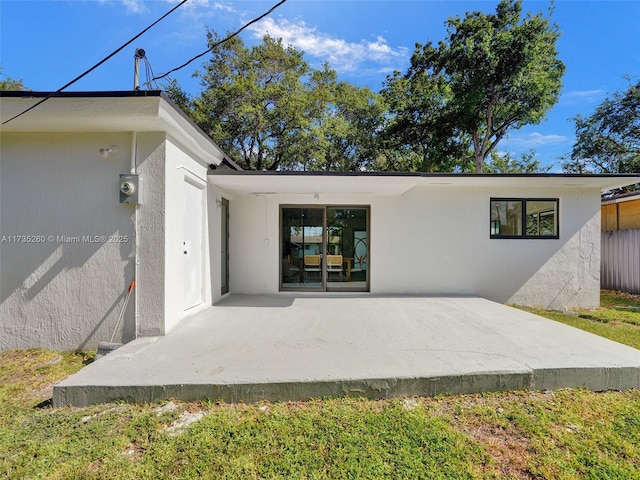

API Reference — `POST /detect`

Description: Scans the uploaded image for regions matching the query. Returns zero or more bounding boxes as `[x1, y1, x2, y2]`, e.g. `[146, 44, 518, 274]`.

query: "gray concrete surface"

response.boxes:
[53, 295, 640, 407]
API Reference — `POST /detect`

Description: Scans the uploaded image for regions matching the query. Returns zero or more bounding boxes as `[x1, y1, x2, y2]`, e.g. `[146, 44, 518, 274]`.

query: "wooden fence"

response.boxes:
[601, 229, 640, 294]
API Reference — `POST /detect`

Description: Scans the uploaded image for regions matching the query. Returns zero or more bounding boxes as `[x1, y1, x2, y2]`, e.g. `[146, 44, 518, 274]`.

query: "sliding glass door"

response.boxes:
[281, 207, 324, 290]
[280, 206, 369, 292]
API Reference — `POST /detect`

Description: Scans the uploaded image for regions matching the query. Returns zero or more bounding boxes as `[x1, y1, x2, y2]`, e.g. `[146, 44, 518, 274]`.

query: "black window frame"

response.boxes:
[490, 198, 560, 239]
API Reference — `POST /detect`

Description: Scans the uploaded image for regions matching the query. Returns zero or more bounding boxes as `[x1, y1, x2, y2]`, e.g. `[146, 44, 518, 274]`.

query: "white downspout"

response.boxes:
[130, 131, 137, 174]
[131, 131, 138, 338]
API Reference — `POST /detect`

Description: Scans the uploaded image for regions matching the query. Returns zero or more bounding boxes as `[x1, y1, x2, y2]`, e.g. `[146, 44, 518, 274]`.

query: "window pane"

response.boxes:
[326, 208, 368, 289]
[281, 207, 324, 289]
[490, 201, 522, 236]
[525, 201, 557, 236]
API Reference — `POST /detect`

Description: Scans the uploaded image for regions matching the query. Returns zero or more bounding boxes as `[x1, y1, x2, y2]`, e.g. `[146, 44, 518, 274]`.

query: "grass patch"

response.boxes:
[1, 346, 640, 478]
[0, 348, 92, 409]
[521, 290, 640, 350]
[601, 290, 640, 309]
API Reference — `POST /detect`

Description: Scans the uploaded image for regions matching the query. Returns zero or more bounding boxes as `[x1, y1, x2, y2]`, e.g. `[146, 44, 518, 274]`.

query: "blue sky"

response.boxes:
[2, 0, 639, 170]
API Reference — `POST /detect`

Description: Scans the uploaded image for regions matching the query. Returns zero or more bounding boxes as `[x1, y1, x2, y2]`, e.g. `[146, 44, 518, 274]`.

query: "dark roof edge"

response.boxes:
[0, 90, 163, 98]
[208, 170, 640, 179]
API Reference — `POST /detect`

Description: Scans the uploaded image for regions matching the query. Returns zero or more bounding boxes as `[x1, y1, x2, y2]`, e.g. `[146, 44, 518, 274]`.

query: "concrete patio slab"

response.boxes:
[53, 295, 640, 407]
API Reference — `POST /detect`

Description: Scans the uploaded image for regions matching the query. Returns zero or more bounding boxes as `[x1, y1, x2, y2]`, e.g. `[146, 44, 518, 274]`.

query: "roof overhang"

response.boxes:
[601, 191, 640, 205]
[208, 171, 640, 196]
[0, 91, 237, 168]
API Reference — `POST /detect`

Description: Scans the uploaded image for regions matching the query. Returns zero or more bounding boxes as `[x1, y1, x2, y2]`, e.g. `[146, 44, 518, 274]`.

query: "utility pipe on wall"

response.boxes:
[131, 131, 138, 339]
[130, 131, 137, 174]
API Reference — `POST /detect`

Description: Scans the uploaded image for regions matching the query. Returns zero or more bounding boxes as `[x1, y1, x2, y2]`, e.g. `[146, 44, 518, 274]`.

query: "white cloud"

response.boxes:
[96, 0, 145, 14]
[123, 0, 145, 13]
[176, 0, 237, 17]
[565, 89, 605, 98]
[247, 18, 408, 73]
[505, 132, 568, 148]
[561, 89, 606, 105]
[106, 0, 235, 17]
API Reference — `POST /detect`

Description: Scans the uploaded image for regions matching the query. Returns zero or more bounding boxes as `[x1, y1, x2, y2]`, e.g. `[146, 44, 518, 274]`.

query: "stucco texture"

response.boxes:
[226, 186, 602, 310]
[0, 132, 136, 351]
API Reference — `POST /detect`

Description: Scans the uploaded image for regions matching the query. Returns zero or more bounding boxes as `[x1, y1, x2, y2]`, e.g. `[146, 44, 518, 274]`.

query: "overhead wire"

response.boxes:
[4, 0, 288, 124]
[2, 0, 188, 125]
[142, 55, 161, 90]
[152, 0, 288, 82]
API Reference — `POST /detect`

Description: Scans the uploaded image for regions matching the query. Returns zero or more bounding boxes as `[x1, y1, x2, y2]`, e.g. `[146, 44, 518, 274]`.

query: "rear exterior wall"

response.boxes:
[227, 186, 601, 309]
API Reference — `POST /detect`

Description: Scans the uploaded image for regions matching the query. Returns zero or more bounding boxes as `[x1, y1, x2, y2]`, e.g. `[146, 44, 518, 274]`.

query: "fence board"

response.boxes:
[602, 229, 640, 293]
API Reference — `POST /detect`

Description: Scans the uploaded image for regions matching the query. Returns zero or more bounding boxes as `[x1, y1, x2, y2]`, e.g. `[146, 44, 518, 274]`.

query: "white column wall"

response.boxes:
[227, 187, 602, 309]
[134, 132, 167, 337]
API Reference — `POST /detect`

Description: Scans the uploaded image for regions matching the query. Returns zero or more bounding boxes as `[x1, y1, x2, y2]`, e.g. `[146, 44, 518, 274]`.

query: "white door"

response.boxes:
[183, 180, 203, 309]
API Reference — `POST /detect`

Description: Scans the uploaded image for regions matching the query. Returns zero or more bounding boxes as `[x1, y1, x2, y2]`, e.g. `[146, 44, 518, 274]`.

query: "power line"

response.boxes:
[2, 0, 188, 125]
[152, 0, 288, 82]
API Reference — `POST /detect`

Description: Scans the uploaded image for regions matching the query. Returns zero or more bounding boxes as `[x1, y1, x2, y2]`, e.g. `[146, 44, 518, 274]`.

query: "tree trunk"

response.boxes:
[475, 152, 483, 173]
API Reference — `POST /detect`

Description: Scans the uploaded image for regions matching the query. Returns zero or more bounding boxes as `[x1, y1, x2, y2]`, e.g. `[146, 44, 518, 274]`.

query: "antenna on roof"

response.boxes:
[133, 48, 146, 90]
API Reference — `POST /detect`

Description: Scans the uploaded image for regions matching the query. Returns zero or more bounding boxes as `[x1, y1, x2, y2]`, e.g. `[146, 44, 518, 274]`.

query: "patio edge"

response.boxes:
[53, 365, 639, 407]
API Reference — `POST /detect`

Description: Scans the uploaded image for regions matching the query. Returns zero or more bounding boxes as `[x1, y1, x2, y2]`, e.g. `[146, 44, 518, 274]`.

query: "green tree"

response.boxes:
[381, 64, 467, 172]
[384, 0, 565, 173]
[484, 149, 551, 173]
[303, 67, 386, 171]
[164, 78, 192, 113]
[0, 68, 27, 91]
[189, 32, 384, 171]
[563, 80, 640, 185]
[191, 32, 309, 171]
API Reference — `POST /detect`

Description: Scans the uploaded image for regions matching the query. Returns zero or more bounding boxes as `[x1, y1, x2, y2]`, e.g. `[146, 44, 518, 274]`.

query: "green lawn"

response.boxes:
[1, 292, 639, 479]
[521, 290, 640, 350]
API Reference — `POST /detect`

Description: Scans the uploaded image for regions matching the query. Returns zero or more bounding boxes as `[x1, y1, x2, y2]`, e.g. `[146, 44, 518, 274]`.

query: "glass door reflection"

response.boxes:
[280, 206, 368, 292]
[326, 208, 368, 290]
[281, 207, 324, 290]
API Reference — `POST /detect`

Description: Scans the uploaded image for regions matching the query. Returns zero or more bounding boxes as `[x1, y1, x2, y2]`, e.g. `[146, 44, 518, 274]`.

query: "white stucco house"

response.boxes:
[2, 91, 639, 352]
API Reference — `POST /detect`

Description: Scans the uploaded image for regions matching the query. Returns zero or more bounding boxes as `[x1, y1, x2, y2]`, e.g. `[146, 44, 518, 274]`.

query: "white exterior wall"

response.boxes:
[0, 132, 137, 351]
[163, 138, 215, 332]
[227, 187, 601, 309]
[0, 130, 225, 351]
[133, 132, 167, 338]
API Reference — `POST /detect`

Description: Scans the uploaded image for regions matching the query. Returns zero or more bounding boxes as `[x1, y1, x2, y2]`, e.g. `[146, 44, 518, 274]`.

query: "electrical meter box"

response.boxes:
[119, 174, 143, 204]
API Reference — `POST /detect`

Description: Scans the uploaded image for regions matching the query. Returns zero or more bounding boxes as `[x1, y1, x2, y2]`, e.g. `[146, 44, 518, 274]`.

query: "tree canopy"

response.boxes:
[563, 80, 640, 181]
[0, 69, 27, 91]
[182, 31, 385, 171]
[166, 0, 563, 173]
[382, 0, 564, 173]
[484, 150, 551, 173]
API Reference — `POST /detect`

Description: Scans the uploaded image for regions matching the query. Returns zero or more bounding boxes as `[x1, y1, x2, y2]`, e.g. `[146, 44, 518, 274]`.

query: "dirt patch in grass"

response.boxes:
[433, 394, 537, 479]
[464, 423, 534, 479]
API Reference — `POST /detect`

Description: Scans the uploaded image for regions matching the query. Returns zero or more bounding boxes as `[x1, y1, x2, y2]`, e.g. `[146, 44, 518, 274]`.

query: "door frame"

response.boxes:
[279, 204, 370, 293]
[220, 197, 229, 295]
[183, 177, 205, 310]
